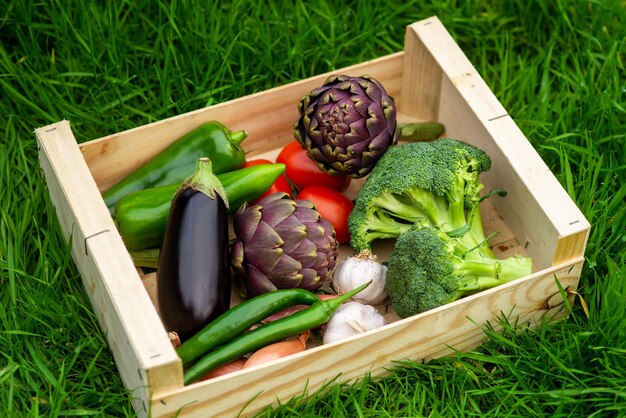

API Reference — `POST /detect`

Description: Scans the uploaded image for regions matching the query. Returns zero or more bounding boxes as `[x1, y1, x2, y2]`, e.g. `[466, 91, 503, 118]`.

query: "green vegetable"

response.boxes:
[115, 163, 287, 251]
[385, 219, 532, 318]
[129, 248, 160, 269]
[398, 121, 445, 142]
[348, 138, 495, 255]
[103, 121, 247, 212]
[176, 288, 322, 367]
[183, 281, 370, 384]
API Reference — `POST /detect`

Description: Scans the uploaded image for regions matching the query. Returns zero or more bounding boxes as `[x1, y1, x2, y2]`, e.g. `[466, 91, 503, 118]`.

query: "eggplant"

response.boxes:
[157, 157, 231, 342]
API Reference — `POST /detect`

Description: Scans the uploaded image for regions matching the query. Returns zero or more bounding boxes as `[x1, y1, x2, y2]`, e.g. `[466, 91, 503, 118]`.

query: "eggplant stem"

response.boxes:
[180, 157, 230, 210]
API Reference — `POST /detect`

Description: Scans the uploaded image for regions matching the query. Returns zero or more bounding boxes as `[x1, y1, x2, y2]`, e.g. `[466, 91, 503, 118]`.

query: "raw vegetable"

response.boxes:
[176, 287, 321, 366]
[276, 141, 350, 192]
[331, 250, 387, 305]
[260, 294, 337, 324]
[115, 163, 286, 251]
[183, 281, 370, 384]
[348, 138, 500, 253]
[103, 121, 247, 212]
[129, 248, 160, 269]
[231, 192, 339, 297]
[200, 358, 246, 381]
[294, 74, 397, 178]
[385, 219, 532, 318]
[157, 158, 231, 342]
[297, 186, 354, 244]
[398, 121, 445, 142]
[322, 302, 386, 345]
[243, 159, 293, 202]
[243, 330, 310, 369]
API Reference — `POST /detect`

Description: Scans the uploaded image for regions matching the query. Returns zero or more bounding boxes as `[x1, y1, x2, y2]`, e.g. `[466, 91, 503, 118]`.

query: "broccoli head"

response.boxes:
[385, 220, 532, 318]
[348, 138, 494, 254]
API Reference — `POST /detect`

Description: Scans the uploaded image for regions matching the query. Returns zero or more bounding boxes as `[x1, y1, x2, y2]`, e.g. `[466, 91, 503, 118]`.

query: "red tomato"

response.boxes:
[243, 159, 293, 203]
[297, 186, 355, 244]
[276, 141, 350, 192]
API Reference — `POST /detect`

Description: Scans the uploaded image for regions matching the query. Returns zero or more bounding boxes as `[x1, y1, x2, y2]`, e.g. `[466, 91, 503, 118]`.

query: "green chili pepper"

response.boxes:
[183, 281, 371, 385]
[176, 288, 322, 367]
[103, 121, 247, 212]
[115, 163, 286, 251]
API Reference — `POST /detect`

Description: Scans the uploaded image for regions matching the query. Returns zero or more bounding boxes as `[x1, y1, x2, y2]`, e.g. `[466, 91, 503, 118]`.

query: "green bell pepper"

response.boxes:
[103, 121, 247, 212]
[114, 163, 286, 251]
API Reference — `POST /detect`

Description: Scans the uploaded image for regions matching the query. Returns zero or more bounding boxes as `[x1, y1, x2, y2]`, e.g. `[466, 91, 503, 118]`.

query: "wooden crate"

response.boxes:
[35, 17, 589, 418]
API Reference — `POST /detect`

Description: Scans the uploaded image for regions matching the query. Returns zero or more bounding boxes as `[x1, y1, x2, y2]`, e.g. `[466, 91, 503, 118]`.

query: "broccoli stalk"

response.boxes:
[348, 138, 496, 255]
[364, 209, 413, 241]
[385, 220, 532, 318]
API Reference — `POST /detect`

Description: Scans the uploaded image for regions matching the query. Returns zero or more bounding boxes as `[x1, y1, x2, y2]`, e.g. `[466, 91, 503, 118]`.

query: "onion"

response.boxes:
[243, 330, 310, 369]
[199, 357, 246, 380]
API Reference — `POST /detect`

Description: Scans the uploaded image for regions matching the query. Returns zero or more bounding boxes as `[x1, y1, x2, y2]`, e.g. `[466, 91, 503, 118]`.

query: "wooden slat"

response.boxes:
[399, 17, 444, 120]
[409, 16, 508, 121]
[151, 258, 583, 417]
[35, 121, 183, 416]
[477, 115, 590, 265]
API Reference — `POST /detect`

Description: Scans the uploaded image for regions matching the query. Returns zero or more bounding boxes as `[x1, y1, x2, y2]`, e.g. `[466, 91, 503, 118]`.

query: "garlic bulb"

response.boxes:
[323, 302, 386, 345]
[332, 250, 387, 305]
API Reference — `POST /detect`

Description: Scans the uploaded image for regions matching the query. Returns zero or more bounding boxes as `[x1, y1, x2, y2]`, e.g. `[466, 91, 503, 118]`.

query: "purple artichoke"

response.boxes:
[294, 74, 398, 178]
[231, 192, 339, 297]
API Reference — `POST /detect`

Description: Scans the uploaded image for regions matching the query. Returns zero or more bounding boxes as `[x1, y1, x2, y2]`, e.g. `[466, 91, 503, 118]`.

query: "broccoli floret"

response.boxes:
[385, 220, 532, 318]
[348, 138, 495, 255]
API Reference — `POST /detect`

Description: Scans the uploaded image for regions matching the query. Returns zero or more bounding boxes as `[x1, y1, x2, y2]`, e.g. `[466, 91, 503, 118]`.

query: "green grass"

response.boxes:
[1, 0, 625, 416]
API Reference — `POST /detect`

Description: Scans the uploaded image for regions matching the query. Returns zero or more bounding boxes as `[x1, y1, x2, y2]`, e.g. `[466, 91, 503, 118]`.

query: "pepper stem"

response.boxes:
[229, 129, 248, 146]
[180, 157, 230, 209]
[322, 280, 372, 313]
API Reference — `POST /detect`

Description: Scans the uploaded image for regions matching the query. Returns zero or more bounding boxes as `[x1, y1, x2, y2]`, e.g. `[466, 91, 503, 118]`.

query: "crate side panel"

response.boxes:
[407, 17, 508, 122]
[35, 122, 183, 401]
[402, 18, 559, 268]
[437, 77, 589, 266]
[484, 116, 590, 264]
[79, 53, 404, 192]
[80, 238, 154, 416]
[435, 76, 558, 269]
[407, 18, 589, 267]
[85, 233, 183, 393]
[37, 122, 111, 251]
[36, 123, 153, 415]
[151, 259, 582, 418]
[399, 19, 443, 120]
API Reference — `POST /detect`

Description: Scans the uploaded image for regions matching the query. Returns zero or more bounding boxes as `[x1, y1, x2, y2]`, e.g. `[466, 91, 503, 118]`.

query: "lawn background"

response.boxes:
[1, 0, 625, 416]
